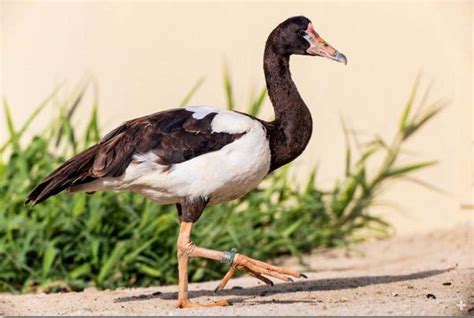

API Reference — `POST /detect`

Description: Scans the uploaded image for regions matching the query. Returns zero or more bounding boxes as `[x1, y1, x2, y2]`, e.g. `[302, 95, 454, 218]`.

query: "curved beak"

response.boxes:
[304, 23, 347, 65]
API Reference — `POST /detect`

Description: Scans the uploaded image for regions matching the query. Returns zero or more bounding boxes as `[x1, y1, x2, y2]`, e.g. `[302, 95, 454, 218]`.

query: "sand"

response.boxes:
[1, 224, 473, 316]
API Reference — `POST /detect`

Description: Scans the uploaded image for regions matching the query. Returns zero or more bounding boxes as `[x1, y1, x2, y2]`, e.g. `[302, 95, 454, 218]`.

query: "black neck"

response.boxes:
[263, 45, 313, 171]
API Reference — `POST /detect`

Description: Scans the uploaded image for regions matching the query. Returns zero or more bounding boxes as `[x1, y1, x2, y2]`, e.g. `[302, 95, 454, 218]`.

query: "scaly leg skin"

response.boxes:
[176, 222, 230, 308]
[214, 253, 307, 292]
[176, 222, 306, 308]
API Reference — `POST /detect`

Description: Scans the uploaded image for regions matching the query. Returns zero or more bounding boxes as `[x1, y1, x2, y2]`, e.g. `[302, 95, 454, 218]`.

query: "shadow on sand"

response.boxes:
[114, 268, 451, 305]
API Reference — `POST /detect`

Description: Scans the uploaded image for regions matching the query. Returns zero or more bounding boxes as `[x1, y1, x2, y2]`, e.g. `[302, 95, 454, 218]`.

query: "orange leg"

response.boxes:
[176, 222, 230, 308]
[176, 222, 306, 308]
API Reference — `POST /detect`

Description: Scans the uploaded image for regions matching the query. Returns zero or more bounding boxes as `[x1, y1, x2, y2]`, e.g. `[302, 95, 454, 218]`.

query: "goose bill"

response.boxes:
[304, 23, 347, 65]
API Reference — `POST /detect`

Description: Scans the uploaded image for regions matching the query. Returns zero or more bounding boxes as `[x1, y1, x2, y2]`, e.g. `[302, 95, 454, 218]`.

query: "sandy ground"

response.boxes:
[1, 224, 473, 316]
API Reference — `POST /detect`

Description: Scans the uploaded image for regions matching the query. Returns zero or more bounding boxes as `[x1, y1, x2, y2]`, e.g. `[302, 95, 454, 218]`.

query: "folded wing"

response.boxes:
[26, 107, 246, 205]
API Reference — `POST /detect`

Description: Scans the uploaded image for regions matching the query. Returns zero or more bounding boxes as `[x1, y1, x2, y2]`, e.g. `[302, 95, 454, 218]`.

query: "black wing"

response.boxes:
[26, 108, 244, 205]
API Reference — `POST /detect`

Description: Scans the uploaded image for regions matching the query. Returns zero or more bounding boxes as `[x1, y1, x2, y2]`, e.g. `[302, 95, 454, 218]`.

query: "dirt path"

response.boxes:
[2, 224, 473, 316]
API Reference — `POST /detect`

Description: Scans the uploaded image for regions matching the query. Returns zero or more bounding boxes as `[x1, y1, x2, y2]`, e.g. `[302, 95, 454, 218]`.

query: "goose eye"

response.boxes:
[298, 30, 307, 37]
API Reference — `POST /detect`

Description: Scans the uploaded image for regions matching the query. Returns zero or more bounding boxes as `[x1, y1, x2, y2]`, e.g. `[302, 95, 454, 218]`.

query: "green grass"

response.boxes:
[0, 72, 444, 293]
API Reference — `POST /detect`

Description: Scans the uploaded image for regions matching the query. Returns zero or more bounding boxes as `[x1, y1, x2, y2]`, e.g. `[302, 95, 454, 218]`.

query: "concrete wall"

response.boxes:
[1, 1, 472, 234]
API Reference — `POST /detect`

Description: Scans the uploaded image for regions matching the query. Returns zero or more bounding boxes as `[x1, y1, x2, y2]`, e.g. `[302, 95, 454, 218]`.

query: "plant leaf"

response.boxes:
[179, 77, 205, 107]
[223, 64, 234, 110]
[399, 74, 420, 133]
[403, 101, 446, 140]
[42, 243, 57, 279]
[384, 160, 437, 177]
[248, 87, 267, 116]
[399, 176, 449, 194]
[339, 116, 353, 177]
[0, 82, 64, 153]
[97, 241, 127, 284]
[2, 98, 19, 153]
[136, 263, 162, 278]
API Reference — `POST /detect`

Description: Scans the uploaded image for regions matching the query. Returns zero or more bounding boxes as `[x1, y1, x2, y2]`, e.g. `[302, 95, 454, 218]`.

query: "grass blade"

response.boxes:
[55, 88, 86, 148]
[399, 74, 420, 133]
[384, 160, 437, 178]
[248, 87, 267, 116]
[223, 64, 234, 110]
[179, 77, 205, 107]
[340, 116, 352, 176]
[402, 101, 445, 141]
[97, 241, 127, 284]
[0, 82, 64, 153]
[399, 176, 449, 194]
[2, 98, 19, 153]
[42, 243, 57, 279]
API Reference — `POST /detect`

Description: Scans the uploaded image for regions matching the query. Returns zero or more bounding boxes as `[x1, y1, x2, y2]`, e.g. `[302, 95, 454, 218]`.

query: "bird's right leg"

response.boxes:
[174, 198, 305, 308]
[175, 222, 300, 307]
[182, 229, 305, 291]
[176, 221, 230, 308]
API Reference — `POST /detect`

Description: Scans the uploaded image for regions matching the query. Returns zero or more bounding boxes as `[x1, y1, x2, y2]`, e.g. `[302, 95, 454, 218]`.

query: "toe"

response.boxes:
[246, 257, 301, 278]
[176, 299, 230, 308]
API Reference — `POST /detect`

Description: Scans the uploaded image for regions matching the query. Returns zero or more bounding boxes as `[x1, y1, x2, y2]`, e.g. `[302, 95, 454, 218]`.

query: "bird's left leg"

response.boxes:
[192, 246, 305, 292]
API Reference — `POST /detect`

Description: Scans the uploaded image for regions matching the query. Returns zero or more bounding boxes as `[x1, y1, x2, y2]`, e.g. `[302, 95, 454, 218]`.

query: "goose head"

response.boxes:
[268, 16, 347, 65]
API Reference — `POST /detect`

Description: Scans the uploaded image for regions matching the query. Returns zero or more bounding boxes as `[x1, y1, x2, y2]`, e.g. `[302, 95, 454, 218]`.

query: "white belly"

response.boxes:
[78, 122, 271, 205]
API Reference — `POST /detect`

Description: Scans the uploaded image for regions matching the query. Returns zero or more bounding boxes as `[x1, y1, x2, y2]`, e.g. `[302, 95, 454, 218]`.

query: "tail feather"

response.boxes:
[25, 144, 100, 205]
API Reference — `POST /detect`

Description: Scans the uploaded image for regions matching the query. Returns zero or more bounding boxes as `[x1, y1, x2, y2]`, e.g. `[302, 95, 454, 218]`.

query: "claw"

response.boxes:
[244, 265, 275, 287]
[214, 251, 301, 296]
[215, 265, 236, 292]
[300, 273, 308, 279]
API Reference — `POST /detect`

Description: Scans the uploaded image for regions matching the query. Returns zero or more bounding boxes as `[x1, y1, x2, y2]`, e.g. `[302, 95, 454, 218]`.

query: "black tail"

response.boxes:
[25, 144, 100, 205]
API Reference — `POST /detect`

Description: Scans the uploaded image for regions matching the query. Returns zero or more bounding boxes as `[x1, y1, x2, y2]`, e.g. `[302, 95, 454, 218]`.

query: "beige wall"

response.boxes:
[1, 1, 472, 234]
